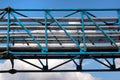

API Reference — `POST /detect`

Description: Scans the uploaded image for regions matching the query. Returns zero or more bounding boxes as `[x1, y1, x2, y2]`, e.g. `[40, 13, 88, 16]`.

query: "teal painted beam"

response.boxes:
[81, 12, 86, 51]
[8, 8, 120, 11]
[6, 12, 10, 52]
[44, 11, 48, 51]
[47, 11, 82, 51]
[84, 12, 120, 50]
[10, 51, 120, 55]
[10, 12, 45, 52]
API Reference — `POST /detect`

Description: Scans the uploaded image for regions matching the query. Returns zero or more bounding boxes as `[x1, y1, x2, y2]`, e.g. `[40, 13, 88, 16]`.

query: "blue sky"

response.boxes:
[0, 0, 120, 9]
[0, 0, 120, 80]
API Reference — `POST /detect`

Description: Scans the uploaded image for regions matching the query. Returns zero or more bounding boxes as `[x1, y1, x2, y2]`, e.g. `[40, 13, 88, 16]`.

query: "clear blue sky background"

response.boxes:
[0, 0, 120, 9]
[0, 0, 120, 80]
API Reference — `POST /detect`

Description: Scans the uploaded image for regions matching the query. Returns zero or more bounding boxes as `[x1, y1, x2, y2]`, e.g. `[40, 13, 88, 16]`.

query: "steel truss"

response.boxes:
[0, 7, 120, 74]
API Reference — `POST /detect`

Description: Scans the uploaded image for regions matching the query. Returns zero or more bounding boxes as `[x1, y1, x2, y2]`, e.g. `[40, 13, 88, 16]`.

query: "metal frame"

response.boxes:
[0, 7, 120, 74]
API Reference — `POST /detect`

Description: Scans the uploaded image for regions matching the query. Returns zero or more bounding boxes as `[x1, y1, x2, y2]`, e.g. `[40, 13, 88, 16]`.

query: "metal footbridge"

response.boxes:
[0, 7, 120, 74]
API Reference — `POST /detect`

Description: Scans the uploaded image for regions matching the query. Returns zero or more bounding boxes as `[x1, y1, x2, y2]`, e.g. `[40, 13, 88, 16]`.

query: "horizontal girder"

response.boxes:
[0, 45, 118, 52]
[0, 17, 118, 22]
[0, 53, 120, 59]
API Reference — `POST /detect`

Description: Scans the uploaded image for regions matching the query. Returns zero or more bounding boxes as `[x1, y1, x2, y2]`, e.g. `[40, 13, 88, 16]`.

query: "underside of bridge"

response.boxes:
[0, 7, 120, 74]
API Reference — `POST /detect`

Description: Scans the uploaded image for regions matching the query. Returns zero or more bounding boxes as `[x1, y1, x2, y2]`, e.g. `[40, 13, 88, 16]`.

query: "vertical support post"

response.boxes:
[6, 11, 11, 52]
[44, 11, 48, 51]
[77, 58, 83, 71]
[81, 12, 86, 51]
[111, 58, 116, 70]
[9, 54, 14, 69]
[45, 57, 48, 70]
[43, 56, 48, 71]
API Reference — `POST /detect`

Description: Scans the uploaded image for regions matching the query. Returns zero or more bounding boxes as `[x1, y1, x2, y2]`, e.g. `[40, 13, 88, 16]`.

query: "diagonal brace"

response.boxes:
[47, 11, 82, 51]
[49, 55, 80, 70]
[10, 12, 46, 53]
[14, 56, 43, 70]
[84, 12, 119, 50]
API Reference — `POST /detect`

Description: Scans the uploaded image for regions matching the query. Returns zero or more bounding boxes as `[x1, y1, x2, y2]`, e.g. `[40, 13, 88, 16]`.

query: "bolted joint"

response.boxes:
[42, 48, 48, 53]
[43, 66, 48, 71]
[110, 65, 116, 70]
[77, 65, 82, 71]
[80, 48, 85, 52]
[4, 6, 13, 13]
[9, 69, 17, 74]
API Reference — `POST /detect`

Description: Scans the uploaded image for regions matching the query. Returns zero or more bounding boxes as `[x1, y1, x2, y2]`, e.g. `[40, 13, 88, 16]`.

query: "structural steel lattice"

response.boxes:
[0, 7, 120, 74]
